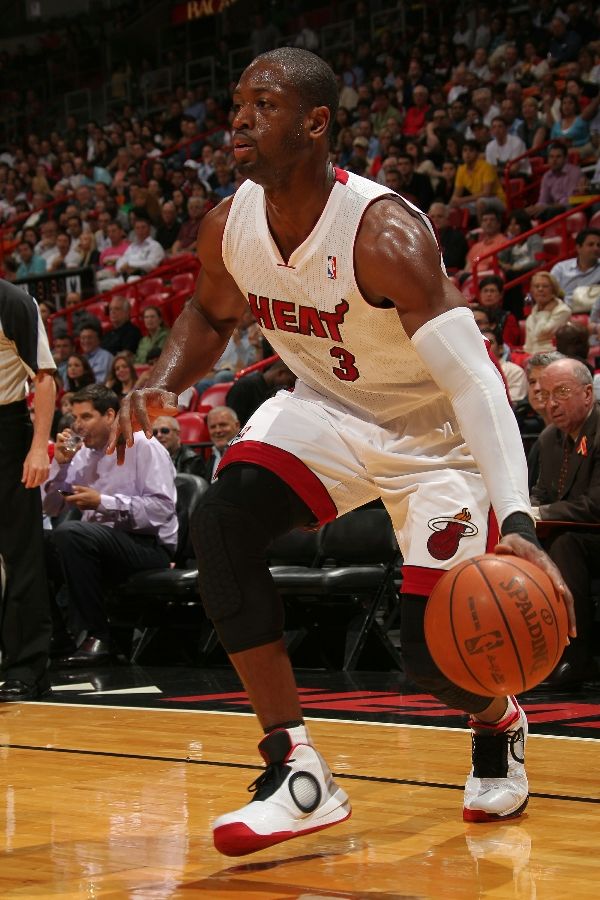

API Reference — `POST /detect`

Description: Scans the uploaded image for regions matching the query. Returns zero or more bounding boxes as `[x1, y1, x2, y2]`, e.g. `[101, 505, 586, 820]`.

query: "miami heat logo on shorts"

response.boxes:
[427, 507, 479, 561]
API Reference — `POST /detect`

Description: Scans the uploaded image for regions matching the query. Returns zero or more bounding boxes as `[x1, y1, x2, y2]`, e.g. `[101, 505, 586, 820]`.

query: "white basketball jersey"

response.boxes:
[222, 168, 450, 426]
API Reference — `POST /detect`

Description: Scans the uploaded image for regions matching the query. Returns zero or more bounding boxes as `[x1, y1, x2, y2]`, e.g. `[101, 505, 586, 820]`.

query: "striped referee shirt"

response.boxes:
[0, 280, 56, 405]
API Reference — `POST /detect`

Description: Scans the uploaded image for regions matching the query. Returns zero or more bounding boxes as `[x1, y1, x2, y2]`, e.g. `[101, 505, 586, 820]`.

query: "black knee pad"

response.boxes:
[401, 594, 491, 715]
[190, 463, 313, 654]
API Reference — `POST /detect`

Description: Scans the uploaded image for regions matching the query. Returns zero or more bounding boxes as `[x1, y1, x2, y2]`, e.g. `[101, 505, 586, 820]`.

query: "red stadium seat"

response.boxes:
[164, 289, 191, 324]
[571, 313, 590, 328]
[176, 412, 210, 444]
[447, 207, 470, 232]
[84, 300, 108, 321]
[589, 210, 600, 230]
[565, 211, 587, 235]
[139, 292, 170, 312]
[180, 385, 199, 411]
[529, 157, 546, 177]
[138, 278, 165, 297]
[170, 272, 196, 295]
[198, 381, 234, 410]
[510, 348, 530, 368]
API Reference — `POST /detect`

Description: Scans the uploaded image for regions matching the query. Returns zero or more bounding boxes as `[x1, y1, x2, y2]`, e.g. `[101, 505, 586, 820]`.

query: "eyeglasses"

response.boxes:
[536, 385, 576, 403]
[152, 427, 174, 436]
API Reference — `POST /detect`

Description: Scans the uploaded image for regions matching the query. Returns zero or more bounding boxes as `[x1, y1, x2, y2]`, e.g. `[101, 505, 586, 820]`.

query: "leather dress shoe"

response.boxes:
[0, 679, 52, 702]
[58, 637, 113, 668]
[49, 635, 77, 660]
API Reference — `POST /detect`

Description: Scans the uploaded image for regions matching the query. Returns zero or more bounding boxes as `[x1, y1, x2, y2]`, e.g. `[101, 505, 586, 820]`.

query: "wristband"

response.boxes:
[501, 511, 541, 549]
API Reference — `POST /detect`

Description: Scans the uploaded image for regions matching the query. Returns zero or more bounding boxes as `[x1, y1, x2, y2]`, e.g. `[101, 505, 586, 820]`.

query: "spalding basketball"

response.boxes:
[424, 554, 568, 697]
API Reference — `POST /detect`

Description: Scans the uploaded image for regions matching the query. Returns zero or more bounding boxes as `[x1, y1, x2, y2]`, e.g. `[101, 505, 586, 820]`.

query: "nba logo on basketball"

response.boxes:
[327, 256, 337, 279]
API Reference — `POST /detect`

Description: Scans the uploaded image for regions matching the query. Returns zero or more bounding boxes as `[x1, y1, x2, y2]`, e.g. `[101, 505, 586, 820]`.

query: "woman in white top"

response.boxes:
[524, 271, 572, 354]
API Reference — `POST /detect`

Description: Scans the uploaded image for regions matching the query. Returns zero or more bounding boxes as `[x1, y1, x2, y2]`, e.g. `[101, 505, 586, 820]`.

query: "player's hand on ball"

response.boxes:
[107, 388, 179, 465]
[496, 534, 576, 638]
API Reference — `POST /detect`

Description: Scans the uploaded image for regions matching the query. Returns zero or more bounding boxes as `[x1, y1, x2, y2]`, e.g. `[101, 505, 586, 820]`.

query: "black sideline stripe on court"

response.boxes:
[2, 741, 599, 806]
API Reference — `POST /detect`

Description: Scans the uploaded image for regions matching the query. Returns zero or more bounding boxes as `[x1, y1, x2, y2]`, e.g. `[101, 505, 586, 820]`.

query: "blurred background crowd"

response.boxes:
[2, 0, 600, 681]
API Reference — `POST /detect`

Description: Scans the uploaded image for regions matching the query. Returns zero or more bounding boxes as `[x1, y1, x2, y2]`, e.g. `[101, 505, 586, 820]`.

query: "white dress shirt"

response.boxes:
[43, 431, 178, 551]
[116, 236, 165, 274]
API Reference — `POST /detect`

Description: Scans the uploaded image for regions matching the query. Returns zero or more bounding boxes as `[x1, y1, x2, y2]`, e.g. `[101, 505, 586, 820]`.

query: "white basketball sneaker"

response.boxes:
[463, 697, 529, 823]
[212, 725, 352, 856]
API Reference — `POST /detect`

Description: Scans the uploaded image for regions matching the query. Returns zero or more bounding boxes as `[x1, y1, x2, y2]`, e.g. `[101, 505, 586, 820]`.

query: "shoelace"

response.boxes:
[247, 761, 291, 801]
[472, 727, 524, 778]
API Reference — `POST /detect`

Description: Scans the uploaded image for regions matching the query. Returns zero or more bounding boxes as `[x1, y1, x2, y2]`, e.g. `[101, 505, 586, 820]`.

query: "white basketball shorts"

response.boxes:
[219, 385, 499, 595]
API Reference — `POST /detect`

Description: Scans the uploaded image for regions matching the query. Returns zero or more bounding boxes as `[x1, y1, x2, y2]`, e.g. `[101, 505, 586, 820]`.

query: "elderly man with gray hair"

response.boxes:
[530, 358, 600, 688]
[102, 295, 142, 356]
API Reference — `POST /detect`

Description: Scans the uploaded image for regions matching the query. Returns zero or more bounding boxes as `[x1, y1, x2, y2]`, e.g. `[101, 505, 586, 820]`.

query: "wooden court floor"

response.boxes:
[0, 702, 599, 899]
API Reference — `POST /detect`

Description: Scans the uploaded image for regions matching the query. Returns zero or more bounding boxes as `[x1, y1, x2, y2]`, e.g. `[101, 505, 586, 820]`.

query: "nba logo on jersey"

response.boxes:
[327, 256, 337, 279]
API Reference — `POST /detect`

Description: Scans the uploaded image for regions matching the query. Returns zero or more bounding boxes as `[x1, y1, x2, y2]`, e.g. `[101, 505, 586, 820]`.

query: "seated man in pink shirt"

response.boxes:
[97, 221, 130, 283]
[526, 142, 583, 221]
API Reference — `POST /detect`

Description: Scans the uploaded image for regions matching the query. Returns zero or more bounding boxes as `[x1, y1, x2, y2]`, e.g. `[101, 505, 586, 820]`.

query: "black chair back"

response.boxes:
[267, 527, 321, 566]
[320, 508, 397, 565]
[174, 473, 209, 565]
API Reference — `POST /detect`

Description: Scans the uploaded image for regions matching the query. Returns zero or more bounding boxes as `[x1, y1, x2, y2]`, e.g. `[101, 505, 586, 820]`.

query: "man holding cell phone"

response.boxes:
[43, 384, 177, 665]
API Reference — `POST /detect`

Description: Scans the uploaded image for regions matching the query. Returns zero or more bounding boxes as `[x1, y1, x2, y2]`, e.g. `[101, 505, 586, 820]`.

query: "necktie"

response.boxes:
[556, 437, 573, 497]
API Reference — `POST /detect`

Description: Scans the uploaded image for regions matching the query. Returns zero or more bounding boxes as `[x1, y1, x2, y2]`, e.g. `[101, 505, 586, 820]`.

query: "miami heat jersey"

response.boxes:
[222, 168, 450, 425]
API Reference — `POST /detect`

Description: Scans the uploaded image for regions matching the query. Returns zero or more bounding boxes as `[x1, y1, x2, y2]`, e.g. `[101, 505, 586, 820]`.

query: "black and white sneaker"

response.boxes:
[463, 698, 528, 822]
[212, 725, 351, 856]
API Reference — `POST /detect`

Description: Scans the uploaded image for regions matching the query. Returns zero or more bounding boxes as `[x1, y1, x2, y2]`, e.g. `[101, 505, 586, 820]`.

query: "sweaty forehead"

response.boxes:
[236, 61, 300, 98]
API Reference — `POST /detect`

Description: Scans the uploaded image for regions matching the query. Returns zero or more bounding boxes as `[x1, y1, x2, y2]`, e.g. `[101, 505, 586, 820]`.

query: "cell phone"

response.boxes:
[58, 489, 74, 496]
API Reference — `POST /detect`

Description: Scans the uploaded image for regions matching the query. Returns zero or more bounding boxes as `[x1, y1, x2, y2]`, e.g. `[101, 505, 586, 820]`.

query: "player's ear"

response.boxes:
[308, 105, 330, 140]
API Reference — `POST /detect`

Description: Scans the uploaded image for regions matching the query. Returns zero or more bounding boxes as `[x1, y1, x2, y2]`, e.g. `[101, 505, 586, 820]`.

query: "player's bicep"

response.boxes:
[191, 263, 247, 330]
[355, 200, 468, 338]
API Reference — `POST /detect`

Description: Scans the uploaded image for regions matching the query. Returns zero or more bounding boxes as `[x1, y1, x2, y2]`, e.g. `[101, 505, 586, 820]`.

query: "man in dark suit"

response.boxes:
[531, 358, 600, 688]
[102, 296, 142, 356]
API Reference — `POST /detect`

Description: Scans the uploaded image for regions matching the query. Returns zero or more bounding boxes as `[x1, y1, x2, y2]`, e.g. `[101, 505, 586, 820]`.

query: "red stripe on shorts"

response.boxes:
[401, 566, 446, 596]
[402, 505, 500, 596]
[217, 440, 338, 524]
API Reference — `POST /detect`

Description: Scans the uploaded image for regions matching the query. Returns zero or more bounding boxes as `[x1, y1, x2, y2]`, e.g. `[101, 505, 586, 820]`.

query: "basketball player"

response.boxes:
[110, 49, 575, 856]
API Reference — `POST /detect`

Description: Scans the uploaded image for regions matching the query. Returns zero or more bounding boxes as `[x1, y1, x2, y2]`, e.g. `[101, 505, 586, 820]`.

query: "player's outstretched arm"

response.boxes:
[108, 199, 247, 462]
[355, 199, 575, 632]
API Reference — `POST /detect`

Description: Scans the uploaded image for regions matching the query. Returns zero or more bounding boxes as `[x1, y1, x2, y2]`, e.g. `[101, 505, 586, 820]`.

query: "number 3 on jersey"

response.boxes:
[330, 346, 360, 381]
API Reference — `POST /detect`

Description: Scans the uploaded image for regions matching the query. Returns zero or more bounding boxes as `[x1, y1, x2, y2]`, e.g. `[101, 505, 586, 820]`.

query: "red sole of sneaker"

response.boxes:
[213, 809, 352, 857]
[463, 797, 529, 823]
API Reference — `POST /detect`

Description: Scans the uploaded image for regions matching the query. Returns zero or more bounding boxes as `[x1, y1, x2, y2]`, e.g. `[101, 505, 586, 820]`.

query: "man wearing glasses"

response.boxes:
[152, 416, 199, 474]
[530, 358, 600, 688]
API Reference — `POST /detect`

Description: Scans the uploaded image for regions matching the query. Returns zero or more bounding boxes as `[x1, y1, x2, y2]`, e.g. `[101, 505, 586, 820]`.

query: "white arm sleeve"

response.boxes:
[411, 306, 532, 528]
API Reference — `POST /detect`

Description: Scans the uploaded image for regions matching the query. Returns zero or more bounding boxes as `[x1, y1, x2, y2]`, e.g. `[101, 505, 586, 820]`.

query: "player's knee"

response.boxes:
[400, 595, 490, 714]
[192, 495, 263, 618]
[191, 491, 283, 652]
[402, 638, 489, 713]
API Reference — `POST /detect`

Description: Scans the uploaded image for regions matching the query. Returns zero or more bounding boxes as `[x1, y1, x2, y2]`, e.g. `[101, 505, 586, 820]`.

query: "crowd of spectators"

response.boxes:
[2, 1, 600, 681]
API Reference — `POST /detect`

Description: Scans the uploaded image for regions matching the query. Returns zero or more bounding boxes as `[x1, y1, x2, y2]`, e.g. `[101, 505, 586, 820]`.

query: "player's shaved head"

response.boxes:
[248, 48, 339, 134]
